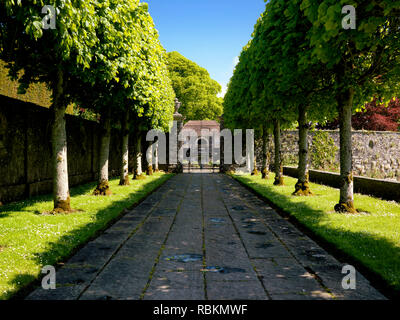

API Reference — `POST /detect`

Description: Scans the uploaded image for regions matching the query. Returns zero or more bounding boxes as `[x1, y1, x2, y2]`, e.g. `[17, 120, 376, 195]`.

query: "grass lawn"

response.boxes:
[232, 173, 400, 293]
[0, 172, 173, 300]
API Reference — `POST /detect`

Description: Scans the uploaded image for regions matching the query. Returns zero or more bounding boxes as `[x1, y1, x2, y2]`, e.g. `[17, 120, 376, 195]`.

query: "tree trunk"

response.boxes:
[94, 108, 112, 196]
[273, 119, 284, 186]
[154, 140, 159, 172]
[261, 127, 270, 179]
[146, 140, 153, 176]
[246, 151, 251, 173]
[133, 132, 143, 179]
[335, 88, 357, 213]
[251, 156, 258, 175]
[119, 110, 130, 186]
[293, 105, 312, 196]
[51, 69, 71, 213]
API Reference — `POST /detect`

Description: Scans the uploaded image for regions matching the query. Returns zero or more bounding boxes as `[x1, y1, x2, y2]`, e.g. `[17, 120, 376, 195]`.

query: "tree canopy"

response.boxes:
[224, 0, 335, 132]
[0, 0, 174, 210]
[0, 0, 98, 98]
[70, 1, 174, 131]
[224, 0, 400, 212]
[166, 51, 223, 121]
[300, 0, 400, 109]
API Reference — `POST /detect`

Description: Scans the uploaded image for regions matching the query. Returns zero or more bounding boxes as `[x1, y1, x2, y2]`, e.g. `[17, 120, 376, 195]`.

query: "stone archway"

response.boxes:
[182, 120, 220, 173]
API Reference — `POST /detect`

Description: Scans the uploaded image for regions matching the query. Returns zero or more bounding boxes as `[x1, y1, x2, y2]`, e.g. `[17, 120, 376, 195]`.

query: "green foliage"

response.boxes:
[310, 131, 338, 171]
[282, 154, 299, 167]
[223, 41, 257, 130]
[0, 0, 174, 132]
[224, 0, 335, 135]
[225, 0, 400, 129]
[167, 51, 223, 121]
[0, 0, 99, 97]
[225, 0, 400, 210]
[68, 1, 174, 132]
[0, 0, 175, 211]
[72, 105, 99, 122]
[300, 0, 400, 108]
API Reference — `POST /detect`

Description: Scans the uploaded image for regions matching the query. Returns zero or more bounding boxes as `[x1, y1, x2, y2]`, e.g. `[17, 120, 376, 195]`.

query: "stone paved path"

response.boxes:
[27, 174, 385, 300]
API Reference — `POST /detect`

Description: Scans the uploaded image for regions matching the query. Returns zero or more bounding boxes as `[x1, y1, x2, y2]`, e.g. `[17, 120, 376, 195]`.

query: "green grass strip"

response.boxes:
[0, 172, 173, 300]
[232, 173, 400, 293]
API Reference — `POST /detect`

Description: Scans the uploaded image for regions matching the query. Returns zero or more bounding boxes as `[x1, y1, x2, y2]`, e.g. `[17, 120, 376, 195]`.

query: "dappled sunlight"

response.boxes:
[310, 290, 333, 299]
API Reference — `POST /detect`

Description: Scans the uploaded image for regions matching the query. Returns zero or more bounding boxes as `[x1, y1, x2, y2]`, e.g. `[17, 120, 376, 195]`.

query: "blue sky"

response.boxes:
[145, 0, 266, 97]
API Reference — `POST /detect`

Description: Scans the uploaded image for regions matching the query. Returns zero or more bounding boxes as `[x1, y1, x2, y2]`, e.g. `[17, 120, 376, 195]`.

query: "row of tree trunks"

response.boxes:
[50, 90, 160, 212]
[96, 125, 161, 191]
[265, 93, 355, 213]
[247, 92, 355, 213]
[252, 117, 312, 196]
[96, 124, 159, 193]
[261, 115, 312, 196]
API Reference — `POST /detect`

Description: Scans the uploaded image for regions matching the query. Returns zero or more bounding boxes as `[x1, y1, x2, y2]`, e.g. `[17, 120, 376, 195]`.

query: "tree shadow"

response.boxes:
[235, 175, 400, 299]
[1, 273, 38, 300]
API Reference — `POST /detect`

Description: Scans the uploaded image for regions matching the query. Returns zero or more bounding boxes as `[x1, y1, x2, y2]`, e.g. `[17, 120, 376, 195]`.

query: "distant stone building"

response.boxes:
[182, 120, 220, 163]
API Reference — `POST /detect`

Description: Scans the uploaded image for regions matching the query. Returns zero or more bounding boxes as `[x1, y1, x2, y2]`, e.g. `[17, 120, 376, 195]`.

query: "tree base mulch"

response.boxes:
[133, 174, 147, 180]
[93, 181, 112, 196]
[147, 165, 153, 176]
[334, 202, 358, 214]
[293, 181, 314, 196]
[119, 175, 130, 186]
[273, 176, 285, 186]
[43, 197, 83, 215]
[261, 169, 269, 179]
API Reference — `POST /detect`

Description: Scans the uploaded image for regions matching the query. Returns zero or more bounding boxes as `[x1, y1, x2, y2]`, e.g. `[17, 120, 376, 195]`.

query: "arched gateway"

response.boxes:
[182, 120, 221, 173]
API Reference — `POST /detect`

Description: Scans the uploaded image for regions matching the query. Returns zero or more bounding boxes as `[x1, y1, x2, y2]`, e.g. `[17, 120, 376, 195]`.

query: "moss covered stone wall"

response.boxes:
[256, 130, 400, 182]
[0, 95, 122, 204]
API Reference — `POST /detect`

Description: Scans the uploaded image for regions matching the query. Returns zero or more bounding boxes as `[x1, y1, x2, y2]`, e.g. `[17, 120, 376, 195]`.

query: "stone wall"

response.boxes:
[284, 167, 400, 202]
[0, 95, 128, 204]
[256, 130, 400, 182]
